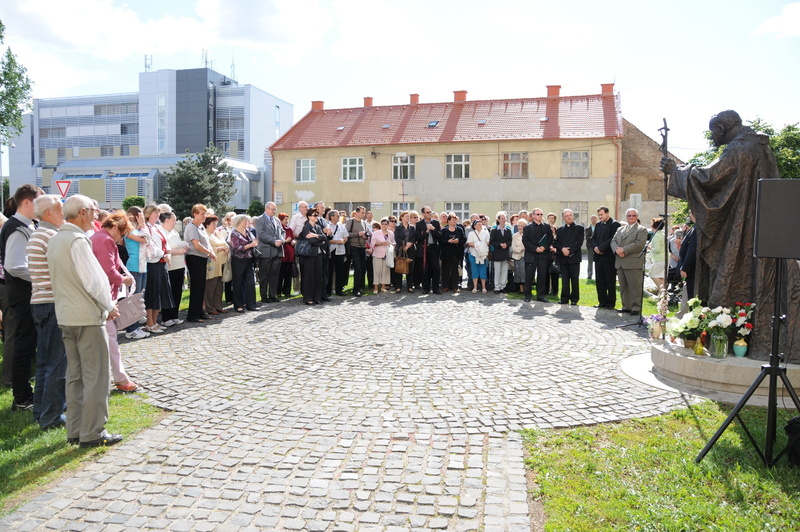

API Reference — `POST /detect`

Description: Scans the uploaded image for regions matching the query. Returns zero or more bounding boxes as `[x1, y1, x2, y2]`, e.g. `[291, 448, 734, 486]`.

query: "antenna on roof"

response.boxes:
[230, 53, 235, 82]
[144, 55, 153, 72]
[202, 49, 212, 69]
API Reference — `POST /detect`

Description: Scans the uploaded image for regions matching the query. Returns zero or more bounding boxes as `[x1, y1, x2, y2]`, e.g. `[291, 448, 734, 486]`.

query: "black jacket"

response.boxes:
[555, 223, 584, 265]
[489, 226, 513, 261]
[590, 218, 621, 264]
[522, 222, 552, 263]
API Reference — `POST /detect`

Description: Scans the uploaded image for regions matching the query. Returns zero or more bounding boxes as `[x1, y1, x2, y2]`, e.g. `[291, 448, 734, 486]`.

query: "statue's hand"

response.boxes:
[660, 156, 676, 175]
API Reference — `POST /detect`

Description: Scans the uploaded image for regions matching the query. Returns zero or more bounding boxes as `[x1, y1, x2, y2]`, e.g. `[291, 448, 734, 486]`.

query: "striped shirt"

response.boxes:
[26, 221, 59, 305]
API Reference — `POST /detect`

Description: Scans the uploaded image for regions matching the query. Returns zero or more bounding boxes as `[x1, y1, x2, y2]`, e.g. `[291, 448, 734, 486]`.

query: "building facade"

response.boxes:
[9, 67, 292, 210]
[271, 85, 628, 225]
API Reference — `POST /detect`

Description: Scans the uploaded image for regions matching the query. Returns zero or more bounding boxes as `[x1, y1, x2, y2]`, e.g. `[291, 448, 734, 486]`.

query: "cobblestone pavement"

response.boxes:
[1, 293, 691, 531]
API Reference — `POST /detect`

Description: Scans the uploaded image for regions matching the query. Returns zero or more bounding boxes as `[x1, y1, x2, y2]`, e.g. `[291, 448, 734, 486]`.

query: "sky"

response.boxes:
[1, 0, 799, 171]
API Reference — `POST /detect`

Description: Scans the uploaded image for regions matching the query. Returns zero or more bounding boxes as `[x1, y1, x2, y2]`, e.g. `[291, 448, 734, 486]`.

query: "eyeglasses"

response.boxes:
[381, 221, 389, 225]
[533, 213, 543, 216]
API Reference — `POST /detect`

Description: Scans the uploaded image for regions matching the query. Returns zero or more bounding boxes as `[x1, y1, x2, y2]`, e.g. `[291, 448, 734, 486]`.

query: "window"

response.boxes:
[445, 202, 470, 221]
[57, 147, 66, 163]
[216, 141, 230, 153]
[391, 202, 415, 217]
[295, 159, 316, 182]
[502, 153, 528, 178]
[121, 123, 138, 135]
[216, 118, 244, 130]
[446, 154, 470, 179]
[100, 145, 114, 157]
[341, 157, 364, 181]
[105, 179, 126, 206]
[561, 151, 590, 178]
[120, 145, 130, 156]
[334, 201, 371, 214]
[392, 155, 415, 180]
[560, 201, 588, 226]
[501, 201, 529, 213]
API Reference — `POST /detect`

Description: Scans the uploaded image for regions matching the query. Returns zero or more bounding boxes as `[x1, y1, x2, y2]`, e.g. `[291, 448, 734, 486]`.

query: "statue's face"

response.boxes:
[709, 118, 735, 147]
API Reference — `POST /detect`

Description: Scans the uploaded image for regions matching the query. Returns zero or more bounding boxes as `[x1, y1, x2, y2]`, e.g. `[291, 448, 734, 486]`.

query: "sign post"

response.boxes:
[55, 180, 71, 199]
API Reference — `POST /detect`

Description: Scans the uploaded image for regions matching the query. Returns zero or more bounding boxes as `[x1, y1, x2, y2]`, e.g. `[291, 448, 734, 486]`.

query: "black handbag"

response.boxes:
[549, 260, 561, 275]
[295, 238, 314, 257]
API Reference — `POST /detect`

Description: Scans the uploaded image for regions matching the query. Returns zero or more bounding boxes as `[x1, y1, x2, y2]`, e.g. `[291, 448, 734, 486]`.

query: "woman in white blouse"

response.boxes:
[466, 219, 490, 293]
[326, 210, 349, 297]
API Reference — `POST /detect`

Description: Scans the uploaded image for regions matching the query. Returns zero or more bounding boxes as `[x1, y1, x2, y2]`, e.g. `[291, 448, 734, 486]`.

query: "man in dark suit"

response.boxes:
[584, 214, 597, 280]
[556, 209, 584, 305]
[522, 208, 552, 303]
[415, 206, 442, 294]
[254, 201, 285, 303]
[589, 205, 621, 309]
[678, 212, 697, 299]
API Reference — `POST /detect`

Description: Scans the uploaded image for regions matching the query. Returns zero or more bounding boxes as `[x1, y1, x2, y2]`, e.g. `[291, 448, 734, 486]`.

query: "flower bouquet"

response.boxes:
[731, 302, 755, 356]
[665, 297, 706, 348]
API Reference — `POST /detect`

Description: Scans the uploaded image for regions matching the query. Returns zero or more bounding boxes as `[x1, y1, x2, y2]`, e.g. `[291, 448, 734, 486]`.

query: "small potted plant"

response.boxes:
[731, 302, 755, 356]
[705, 306, 733, 358]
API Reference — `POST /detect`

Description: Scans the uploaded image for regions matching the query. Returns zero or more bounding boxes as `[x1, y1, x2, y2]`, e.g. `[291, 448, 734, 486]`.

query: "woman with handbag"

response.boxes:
[392, 211, 416, 292]
[143, 204, 174, 333]
[441, 214, 466, 292]
[297, 209, 328, 305]
[160, 211, 188, 326]
[278, 213, 296, 297]
[369, 218, 395, 294]
[90, 212, 138, 392]
[203, 215, 230, 315]
[122, 206, 150, 339]
[326, 210, 349, 297]
[490, 211, 513, 293]
[467, 219, 491, 293]
[229, 214, 259, 312]
[546, 212, 560, 296]
[511, 218, 527, 293]
[184, 204, 216, 322]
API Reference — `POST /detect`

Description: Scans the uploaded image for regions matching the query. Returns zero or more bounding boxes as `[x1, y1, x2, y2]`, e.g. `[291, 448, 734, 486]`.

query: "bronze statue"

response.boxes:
[661, 110, 800, 361]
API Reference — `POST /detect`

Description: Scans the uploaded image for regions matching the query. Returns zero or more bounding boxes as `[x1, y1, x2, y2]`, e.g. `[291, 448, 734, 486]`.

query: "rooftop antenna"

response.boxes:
[202, 49, 208, 67]
[144, 55, 153, 72]
[230, 51, 236, 82]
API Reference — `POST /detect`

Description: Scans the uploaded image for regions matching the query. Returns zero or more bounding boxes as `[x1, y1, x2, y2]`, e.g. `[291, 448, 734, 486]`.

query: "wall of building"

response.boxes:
[273, 137, 618, 223]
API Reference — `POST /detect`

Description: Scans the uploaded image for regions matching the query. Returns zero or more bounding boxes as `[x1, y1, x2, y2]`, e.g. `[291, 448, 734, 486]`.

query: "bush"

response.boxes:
[122, 196, 145, 210]
[247, 200, 265, 217]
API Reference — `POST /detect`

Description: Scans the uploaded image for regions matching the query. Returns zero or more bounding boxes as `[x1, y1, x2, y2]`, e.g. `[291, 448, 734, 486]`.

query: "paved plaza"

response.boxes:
[1, 293, 692, 531]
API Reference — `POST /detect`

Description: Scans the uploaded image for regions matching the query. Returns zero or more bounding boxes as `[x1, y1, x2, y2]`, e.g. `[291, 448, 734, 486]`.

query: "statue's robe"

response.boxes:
[668, 126, 800, 361]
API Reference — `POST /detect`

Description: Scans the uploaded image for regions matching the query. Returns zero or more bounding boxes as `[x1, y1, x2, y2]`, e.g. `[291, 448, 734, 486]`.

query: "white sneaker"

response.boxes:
[138, 317, 147, 325]
[145, 325, 164, 334]
[125, 328, 150, 339]
[172, 318, 184, 325]
[162, 320, 177, 327]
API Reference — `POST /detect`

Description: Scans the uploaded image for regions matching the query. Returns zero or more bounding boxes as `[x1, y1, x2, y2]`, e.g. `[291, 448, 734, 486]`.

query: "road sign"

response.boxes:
[55, 180, 71, 198]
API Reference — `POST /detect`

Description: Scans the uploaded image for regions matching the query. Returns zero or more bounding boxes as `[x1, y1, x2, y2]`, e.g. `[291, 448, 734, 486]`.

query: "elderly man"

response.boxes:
[585, 214, 598, 280]
[521, 208, 552, 303]
[589, 206, 621, 309]
[48, 195, 122, 447]
[27, 195, 67, 430]
[254, 201, 285, 303]
[0, 184, 44, 412]
[555, 209, 584, 305]
[611, 208, 649, 315]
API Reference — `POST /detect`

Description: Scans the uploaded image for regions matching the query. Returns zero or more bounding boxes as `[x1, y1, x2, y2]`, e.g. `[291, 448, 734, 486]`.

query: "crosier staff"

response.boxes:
[658, 118, 670, 296]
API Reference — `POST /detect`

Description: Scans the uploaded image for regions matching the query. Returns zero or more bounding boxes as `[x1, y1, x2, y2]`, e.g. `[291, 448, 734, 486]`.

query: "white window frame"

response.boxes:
[341, 157, 364, 182]
[560, 201, 589, 226]
[502, 152, 529, 178]
[561, 151, 590, 178]
[501, 201, 529, 213]
[445, 202, 470, 221]
[392, 155, 415, 180]
[295, 159, 316, 183]
[100, 145, 114, 157]
[391, 202, 415, 217]
[446, 154, 470, 179]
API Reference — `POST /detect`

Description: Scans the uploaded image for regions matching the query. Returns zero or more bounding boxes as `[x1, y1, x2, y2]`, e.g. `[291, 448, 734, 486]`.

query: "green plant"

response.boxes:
[121, 195, 145, 211]
[247, 200, 265, 217]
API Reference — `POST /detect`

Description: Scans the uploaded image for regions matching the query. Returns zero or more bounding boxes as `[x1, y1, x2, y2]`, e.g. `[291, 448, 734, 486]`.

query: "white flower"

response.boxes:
[708, 320, 720, 329]
[686, 317, 700, 329]
[712, 306, 723, 314]
[736, 317, 746, 327]
[717, 314, 733, 327]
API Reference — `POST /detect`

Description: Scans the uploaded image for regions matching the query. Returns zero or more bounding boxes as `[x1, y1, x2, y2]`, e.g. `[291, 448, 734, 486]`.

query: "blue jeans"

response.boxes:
[32, 303, 67, 428]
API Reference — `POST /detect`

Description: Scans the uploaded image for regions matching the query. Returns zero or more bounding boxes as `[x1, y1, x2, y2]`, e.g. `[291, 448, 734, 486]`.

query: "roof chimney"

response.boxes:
[546, 85, 561, 98]
[410, 93, 419, 104]
[364, 96, 373, 107]
[454, 90, 467, 102]
[311, 100, 324, 111]
[601, 83, 615, 96]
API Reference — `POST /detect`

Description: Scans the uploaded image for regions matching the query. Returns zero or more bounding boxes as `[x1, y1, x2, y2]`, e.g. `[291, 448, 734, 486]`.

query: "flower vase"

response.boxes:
[650, 322, 663, 340]
[683, 338, 697, 349]
[710, 333, 729, 359]
[693, 339, 705, 355]
[733, 344, 748, 357]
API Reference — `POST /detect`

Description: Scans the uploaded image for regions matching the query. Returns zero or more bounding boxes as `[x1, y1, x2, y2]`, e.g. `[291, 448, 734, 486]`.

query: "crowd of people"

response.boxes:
[0, 186, 696, 447]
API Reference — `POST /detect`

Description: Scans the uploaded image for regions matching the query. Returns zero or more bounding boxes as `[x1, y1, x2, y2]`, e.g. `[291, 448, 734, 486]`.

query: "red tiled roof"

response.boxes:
[271, 92, 622, 151]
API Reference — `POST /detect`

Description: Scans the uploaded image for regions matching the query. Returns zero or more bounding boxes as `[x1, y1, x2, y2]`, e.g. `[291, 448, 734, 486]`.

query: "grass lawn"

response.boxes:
[0, 345, 164, 516]
[523, 401, 800, 531]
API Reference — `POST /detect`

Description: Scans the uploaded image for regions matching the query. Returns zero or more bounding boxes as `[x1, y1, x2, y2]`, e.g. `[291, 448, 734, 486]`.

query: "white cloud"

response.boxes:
[755, 1, 800, 38]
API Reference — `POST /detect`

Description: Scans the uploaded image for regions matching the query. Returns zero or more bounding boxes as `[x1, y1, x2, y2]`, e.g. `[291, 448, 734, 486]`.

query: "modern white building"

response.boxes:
[9, 67, 293, 210]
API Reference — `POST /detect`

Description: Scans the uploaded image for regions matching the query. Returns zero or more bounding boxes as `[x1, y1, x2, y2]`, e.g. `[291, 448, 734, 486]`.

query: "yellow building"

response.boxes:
[271, 84, 629, 224]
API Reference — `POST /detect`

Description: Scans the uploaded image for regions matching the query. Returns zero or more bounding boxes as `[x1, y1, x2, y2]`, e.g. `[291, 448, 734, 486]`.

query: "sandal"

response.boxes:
[115, 380, 138, 393]
[407, 288, 414, 293]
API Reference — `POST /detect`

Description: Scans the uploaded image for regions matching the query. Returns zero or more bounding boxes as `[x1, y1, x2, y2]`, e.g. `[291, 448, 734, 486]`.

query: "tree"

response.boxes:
[160, 145, 236, 219]
[0, 20, 33, 143]
[247, 200, 264, 217]
[122, 196, 145, 210]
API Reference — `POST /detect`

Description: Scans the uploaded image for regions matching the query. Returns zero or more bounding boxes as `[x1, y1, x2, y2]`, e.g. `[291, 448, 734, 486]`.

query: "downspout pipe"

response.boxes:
[613, 136, 622, 217]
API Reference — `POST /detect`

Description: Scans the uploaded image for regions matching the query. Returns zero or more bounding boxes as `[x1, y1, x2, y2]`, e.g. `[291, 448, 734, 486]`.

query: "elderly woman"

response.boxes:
[90, 212, 138, 392]
[278, 213, 295, 297]
[511, 218, 527, 293]
[467, 219, 490, 293]
[490, 211, 513, 294]
[229, 214, 258, 312]
[648, 217, 667, 292]
[326, 210, 349, 297]
[160, 211, 188, 327]
[297, 209, 328, 305]
[441, 214, 466, 292]
[184, 204, 216, 322]
[203, 214, 230, 315]
[143, 204, 173, 333]
[392, 210, 416, 293]
[122, 206, 150, 339]
[369, 217, 395, 294]
[545, 212, 560, 297]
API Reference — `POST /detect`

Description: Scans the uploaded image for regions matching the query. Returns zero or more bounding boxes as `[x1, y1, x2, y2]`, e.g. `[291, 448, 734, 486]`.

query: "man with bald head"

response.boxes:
[254, 201, 285, 303]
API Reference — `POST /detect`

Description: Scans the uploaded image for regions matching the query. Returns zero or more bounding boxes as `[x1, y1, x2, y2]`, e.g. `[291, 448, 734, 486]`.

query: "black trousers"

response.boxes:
[300, 253, 324, 303]
[258, 255, 282, 300]
[161, 267, 185, 321]
[185, 255, 208, 320]
[279, 262, 294, 297]
[595, 259, 617, 308]
[10, 298, 36, 404]
[524, 257, 549, 299]
[441, 254, 461, 291]
[422, 246, 441, 292]
[328, 253, 346, 295]
[350, 247, 367, 294]
[232, 257, 257, 309]
[560, 262, 581, 304]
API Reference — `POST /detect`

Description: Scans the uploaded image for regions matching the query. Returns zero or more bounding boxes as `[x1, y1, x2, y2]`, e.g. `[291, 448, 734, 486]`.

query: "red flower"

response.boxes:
[745, 323, 754, 329]
[736, 302, 744, 306]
